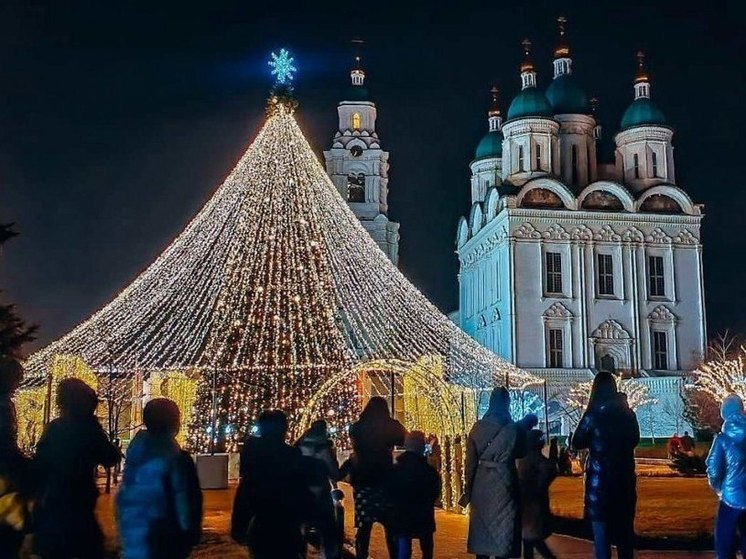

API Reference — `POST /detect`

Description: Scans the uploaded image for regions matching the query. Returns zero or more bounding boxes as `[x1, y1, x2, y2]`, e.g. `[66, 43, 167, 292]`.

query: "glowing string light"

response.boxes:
[566, 376, 656, 412]
[22, 93, 535, 452]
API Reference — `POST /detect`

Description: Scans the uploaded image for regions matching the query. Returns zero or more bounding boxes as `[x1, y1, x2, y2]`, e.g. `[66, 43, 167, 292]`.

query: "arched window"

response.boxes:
[651, 151, 659, 178]
[347, 173, 365, 202]
[535, 143, 542, 171]
[351, 112, 361, 130]
[633, 153, 640, 179]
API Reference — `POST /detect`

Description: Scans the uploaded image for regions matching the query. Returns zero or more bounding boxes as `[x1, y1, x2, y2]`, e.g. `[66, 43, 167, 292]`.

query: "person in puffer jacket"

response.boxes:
[117, 398, 202, 559]
[706, 394, 746, 559]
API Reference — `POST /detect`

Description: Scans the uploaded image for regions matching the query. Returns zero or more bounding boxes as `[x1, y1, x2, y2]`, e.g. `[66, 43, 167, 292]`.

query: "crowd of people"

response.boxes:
[4, 355, 746, 559]
[0, 355, 203, 559]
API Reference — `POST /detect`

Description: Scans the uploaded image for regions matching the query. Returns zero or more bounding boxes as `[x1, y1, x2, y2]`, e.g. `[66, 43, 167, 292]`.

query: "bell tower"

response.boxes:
[324, 43, 400, 265]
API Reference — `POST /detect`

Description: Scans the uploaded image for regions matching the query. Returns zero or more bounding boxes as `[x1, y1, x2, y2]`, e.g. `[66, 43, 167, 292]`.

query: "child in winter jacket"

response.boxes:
[389, 431, 440, 559]
[117, 398, 202, 559]
[517, 429, 558, 559]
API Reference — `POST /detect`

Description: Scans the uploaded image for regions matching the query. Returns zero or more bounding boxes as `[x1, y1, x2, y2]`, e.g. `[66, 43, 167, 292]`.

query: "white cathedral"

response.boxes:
[326, 23, 705, 437]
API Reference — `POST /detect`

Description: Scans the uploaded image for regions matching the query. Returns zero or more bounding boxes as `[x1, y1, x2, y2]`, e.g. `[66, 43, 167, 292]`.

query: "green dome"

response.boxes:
[343, 85, 372, 102]
[507, 88, 553, 120]
[620, 98, 667, 130]
[545, 74, 590, 114]
[475, 130, 503, 160]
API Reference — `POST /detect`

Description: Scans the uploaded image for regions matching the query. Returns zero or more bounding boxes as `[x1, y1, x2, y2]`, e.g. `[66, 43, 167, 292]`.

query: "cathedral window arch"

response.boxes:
[651, 151, 659, 178]
[351, 112, 362, 130]
[633, 153, 640, 179]
[647, 305, 678, 371]
[542, 302, 573, 368]
[535, 143, 542, 171]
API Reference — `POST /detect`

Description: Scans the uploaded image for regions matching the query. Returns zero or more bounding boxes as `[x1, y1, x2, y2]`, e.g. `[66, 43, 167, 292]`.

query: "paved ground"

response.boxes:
[88, 481, 716, 558]
[351, 487, 716, 559]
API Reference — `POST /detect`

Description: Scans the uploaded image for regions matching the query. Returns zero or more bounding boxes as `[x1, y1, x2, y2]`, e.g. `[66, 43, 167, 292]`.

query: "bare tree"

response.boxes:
[707, 331, 744, 362]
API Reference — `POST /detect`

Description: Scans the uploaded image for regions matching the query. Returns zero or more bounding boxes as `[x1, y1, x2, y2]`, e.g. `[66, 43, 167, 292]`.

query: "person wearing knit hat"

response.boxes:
[707, 393, 746, 558]
[389, 430, 440, 559]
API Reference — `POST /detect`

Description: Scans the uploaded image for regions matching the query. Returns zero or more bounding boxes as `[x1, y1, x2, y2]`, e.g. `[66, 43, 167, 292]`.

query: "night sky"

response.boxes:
[1, 0, 744, 351]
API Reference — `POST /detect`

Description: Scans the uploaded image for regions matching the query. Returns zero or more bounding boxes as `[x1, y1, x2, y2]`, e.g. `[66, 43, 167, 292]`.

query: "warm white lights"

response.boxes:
[23, 99, 530, 448]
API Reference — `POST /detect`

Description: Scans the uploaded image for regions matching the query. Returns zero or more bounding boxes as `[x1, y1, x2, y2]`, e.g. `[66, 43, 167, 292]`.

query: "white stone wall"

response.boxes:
[456, 177, 705, 436]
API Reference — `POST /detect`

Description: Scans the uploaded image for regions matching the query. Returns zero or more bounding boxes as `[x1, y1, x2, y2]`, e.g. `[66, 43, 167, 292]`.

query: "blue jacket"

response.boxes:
[116, 431, 202, 559]
[707, 413, 746, 509]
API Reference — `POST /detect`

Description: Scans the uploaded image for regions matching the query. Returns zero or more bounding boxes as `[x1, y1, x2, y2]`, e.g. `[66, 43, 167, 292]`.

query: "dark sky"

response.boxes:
[1, 0, 744, 350]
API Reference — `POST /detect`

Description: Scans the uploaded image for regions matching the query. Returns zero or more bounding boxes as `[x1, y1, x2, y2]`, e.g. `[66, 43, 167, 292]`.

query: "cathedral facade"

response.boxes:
[455, 24, 706, 435]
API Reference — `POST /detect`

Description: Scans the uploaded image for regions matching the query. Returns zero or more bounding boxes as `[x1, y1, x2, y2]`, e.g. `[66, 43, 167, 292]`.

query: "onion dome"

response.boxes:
[545, 16, 590, 114]
[507, 39, 553, 120]
[620, 51, 667, 129]
[475, 86, 504, 160]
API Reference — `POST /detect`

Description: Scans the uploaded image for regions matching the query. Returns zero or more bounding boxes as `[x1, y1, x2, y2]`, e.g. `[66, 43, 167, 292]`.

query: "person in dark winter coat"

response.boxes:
[571, 371, 640, 559]
[389, 431, 440, 559]
[231, 410, 313, 559]
[517, 430, 558, 559]
[348, 396, 406, 559]
[117, 398, 202, 559]
[461, 387, 527, 559]
[706, 393, 746, 559]
[296, 419, 341, 559]
[0, 357, 31, 559]
[34, 378, 121, 559]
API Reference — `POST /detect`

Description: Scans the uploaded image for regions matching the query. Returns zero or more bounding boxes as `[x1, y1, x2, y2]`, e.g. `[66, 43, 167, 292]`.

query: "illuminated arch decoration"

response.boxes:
[298, 356, 537, 512]
[23, 90, 532, 453]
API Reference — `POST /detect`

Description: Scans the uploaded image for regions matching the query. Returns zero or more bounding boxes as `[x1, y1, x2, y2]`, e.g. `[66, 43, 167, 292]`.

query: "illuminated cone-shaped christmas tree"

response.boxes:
[24, 51, 531, 450]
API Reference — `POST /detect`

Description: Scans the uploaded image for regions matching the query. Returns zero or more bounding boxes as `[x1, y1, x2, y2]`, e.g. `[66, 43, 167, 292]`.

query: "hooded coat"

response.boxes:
[571, 397, 640, 522]
[116, 430, 203, 559]
[707, 411, 746, 509]
[463, 404, 526, 557]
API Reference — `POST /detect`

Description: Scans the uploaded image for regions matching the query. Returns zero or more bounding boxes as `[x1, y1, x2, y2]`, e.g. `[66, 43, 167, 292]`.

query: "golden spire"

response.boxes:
[554, 15, 570, 59]
[488, 85, 501, 118]
[520, 38, 535, 73]
[634, 50, 649, 84]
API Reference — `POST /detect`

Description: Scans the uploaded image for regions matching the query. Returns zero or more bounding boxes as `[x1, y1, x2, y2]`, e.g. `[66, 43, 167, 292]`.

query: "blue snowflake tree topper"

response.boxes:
[268, 49, 297, 86]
